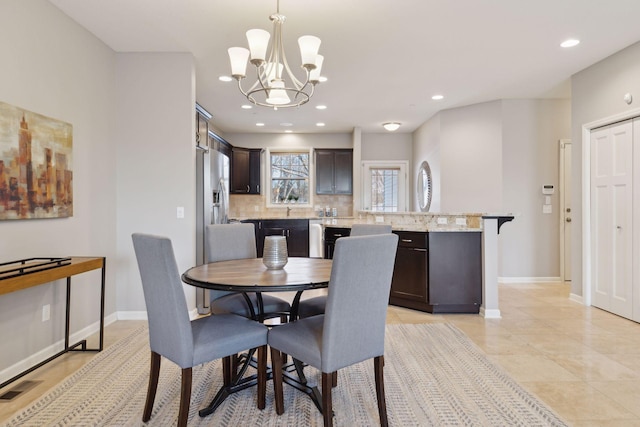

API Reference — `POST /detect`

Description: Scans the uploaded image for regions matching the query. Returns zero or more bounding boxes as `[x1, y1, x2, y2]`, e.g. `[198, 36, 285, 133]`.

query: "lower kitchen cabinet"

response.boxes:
[323, 227, 351, 259]
[389, 230, 482, 314]
[242, 219, 309, 258]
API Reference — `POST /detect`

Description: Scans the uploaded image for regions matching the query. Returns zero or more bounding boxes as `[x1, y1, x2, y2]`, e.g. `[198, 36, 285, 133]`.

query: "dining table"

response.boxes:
[181, 256, 333, 416]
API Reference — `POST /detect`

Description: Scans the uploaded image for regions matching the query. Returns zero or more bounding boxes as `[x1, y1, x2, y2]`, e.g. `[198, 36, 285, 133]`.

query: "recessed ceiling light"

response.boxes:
[316, 122, 325, 127]
[432, 94, 444, 100]
[241, 104, 253, 109]
[285, 130, 293, 133]
[560, 39, 580, 48]
[383, 122, 401, 131]
[316, 105, 327, 110]
[280, 122, 293, 127]
[318, 76, 328, 83]
[218, 75, 233, 82]
[256, 122, 265, 127]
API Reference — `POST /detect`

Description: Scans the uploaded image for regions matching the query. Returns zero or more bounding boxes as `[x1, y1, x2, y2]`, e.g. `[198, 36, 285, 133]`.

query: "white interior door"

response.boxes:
[590, 121, 633, 318]
[559, 140, 572, 281]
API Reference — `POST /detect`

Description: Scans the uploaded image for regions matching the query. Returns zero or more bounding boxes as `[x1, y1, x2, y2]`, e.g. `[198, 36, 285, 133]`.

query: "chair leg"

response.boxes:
[321, 372, 334, 427]
[270, 347, 285, 415]
[142, 351, 161, 422]
[222, 356, 232, 386]
[178, 367, 192, 427]
[257, 345, 267, 410]
[331, 371, 338, 388]
[374, 356, 388, 427]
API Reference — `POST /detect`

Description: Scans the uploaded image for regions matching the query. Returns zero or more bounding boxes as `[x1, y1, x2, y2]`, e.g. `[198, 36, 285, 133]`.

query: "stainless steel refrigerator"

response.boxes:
[195, 142, 230, 314]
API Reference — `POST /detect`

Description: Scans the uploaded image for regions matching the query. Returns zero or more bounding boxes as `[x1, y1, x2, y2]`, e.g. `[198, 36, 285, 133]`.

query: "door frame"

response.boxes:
[559, 139, 571, 282]
[581, 107, 640, 306]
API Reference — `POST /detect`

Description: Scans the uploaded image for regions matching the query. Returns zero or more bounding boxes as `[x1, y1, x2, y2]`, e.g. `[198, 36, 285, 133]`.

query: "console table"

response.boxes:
[0, 256, 106, 389]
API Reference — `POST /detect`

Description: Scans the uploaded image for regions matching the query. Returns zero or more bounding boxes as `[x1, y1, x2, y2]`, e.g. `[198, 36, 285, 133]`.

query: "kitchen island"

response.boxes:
[323, 212, 513, 318]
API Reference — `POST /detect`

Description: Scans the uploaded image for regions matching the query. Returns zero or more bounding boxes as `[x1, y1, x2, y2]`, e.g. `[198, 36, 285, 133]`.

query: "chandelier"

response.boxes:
[227, 0, 323, 109]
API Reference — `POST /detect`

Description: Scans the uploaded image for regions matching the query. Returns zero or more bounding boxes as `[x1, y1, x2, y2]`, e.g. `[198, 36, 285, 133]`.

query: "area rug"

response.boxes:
[4, 323, 567, 426]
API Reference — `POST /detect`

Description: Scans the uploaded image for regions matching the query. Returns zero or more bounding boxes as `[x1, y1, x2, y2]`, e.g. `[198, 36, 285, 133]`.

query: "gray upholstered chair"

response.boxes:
[269, 233, 399, 427]
[206, 223, 291, 320]
[132, 233, 268, 427]
[296, 223, 392, 319]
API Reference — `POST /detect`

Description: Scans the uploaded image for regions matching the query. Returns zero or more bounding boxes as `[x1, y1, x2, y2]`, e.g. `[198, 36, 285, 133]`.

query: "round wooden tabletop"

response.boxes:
[182, 257, 333, 292]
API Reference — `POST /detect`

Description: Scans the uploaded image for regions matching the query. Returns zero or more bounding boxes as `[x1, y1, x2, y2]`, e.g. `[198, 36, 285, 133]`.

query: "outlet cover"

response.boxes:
[437, 217, 448, 225]
[455, 217, 467, 226]
[176, 206, 185, 219]
[375, 216, 384, 223]
[543, 205, 552, 214]
[42, 304, 50, 322]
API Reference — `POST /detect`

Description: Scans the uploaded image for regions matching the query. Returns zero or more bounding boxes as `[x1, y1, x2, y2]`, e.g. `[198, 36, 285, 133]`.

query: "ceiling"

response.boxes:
[49, 0, 640, 135]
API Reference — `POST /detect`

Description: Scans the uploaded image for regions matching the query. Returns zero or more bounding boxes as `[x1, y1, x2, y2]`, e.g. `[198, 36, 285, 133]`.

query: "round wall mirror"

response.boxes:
[417, 161, 432, 212]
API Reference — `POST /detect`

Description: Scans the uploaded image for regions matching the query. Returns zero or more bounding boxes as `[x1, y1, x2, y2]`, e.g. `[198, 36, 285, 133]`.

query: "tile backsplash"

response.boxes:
[229, 194, 354, 219]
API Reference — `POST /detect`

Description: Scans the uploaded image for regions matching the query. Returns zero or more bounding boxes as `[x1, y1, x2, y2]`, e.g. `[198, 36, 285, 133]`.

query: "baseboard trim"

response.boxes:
[480, 307, 501, 319]
[569, 293, 584, 305]
[116, 309, 199, 320]
[0, 313, 118, 386]
[499, 276, 562, 284]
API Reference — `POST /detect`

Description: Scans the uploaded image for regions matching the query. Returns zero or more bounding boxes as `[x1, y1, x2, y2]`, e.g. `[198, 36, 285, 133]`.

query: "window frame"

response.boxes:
[361, 160, 409, 212]
[266, 147, 314, 209]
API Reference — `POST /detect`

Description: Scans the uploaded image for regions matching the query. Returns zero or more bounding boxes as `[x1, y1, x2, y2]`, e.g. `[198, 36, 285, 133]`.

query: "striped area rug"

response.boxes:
[5, 323, 567, 426]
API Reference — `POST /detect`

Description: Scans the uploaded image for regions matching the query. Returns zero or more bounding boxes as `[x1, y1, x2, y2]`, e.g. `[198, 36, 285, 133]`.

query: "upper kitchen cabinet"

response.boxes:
[231, 147, 261, 194]
[315, 149, 353, 195]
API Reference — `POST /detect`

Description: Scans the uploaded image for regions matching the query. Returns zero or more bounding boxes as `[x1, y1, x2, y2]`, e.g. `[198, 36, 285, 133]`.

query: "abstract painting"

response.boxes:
[0, 101, 73, 220]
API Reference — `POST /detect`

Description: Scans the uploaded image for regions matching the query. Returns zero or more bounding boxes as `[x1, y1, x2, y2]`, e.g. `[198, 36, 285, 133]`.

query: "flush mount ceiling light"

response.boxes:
[560, 39, 580, 48]
[383, 122, 401, 131]
[431, 94, 444, 100]
[227, 0, 324, 109]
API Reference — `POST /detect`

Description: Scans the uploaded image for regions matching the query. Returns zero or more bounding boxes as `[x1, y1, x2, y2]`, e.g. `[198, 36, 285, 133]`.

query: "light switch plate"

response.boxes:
[375, 215, 384, 223]
[437, 217, 448, 225]
[543, 205, 552, 214]
[176, 206, 185, 219]
[455, 217, 466, 226]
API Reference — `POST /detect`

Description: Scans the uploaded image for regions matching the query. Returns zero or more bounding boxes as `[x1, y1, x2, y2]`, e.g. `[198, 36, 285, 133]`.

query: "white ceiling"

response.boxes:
[49, 0, 640, 134]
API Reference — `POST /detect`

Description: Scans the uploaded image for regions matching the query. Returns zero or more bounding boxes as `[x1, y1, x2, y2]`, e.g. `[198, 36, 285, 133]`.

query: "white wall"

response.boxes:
[412, 115, 441, 212]
[440, 101, 503, 212]
[361, 133, 412, 161]
[571, 41, 640, 298]
[501, 99, 571, 278]
[412, 99, 570, 279]
[227, 133, 352, 150]
[114, 53, 196, 313]
[0, 1, 116, 373]
[0, 2, 197, 381]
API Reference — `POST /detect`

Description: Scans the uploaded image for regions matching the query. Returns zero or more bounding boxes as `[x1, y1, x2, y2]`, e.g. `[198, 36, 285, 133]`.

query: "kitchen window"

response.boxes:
[267, 149, 312, 207]
[362, 161, 408, 212]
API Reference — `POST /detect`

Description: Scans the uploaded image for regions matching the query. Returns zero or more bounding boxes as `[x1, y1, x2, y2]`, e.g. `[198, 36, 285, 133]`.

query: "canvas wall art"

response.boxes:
[0, 101, 73, 220]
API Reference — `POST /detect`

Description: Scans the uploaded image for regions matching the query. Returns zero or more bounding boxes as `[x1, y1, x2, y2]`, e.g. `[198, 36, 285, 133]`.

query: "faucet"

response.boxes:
[287, 206, 292, 217]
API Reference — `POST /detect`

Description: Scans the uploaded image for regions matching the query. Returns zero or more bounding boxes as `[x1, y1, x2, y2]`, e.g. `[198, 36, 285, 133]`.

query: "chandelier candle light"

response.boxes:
[228, 0, 323, 109]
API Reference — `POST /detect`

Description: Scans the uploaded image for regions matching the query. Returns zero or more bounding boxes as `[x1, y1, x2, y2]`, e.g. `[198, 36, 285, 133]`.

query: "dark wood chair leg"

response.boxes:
[142, 351, 161, 422]
[331, 371, 338, 388]
[257, 345, 267, 410]
[222, 356, 232, 386]
[178, 367, 192, 427]
[374, 356, 388, 427]
[270, 347, 285, 415]
[322, 372, 334, 427]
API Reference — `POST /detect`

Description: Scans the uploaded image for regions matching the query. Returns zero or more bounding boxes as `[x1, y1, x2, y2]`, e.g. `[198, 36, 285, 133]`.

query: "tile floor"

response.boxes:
[1, 283, 640, 426]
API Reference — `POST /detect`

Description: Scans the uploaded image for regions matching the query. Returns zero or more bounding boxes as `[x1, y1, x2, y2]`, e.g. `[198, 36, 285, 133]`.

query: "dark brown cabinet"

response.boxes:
[389, 231, 429, 310]
[427, 232, 482, 313]
[243, 219, 309, 258]
[315, 149, 353, 195]
[231, 147, 261, 194]
[323, 227, 351, 259]
[389, 231, 482, 314]
[195, 107, 209, 150]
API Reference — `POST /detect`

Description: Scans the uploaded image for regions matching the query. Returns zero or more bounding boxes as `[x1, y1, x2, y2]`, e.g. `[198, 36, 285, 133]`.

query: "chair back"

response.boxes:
[132, 233, 194, 368]
[350, 224, 392, 236]
[321, 233, 398, 373]
[205, 223, 257, 300]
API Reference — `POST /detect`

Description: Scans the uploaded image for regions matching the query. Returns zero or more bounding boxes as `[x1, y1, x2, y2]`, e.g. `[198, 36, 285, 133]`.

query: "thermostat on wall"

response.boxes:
[542, 185, 554, 195]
